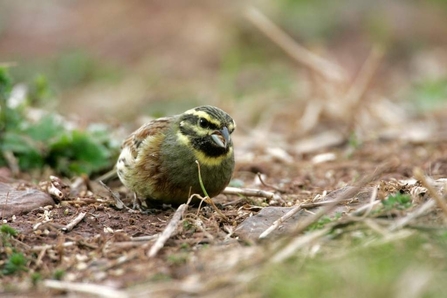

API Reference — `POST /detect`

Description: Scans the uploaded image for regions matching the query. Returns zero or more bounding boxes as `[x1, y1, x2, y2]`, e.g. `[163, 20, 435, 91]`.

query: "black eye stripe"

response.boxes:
[199, 117, 219, 130]
[179, 107, 235, 134]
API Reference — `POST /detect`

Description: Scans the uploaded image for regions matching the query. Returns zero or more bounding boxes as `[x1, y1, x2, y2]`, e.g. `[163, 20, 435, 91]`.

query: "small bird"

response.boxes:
[116, 105, 236, 206]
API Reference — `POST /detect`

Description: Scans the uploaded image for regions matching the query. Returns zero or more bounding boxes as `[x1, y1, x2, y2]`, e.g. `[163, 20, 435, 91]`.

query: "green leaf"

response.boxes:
[1, 132, 44, 170]
[2, 253, 27, 275]
[22, 114, 63, 142]
[382, 193, 412, 210]
[49, 130, 112, 175]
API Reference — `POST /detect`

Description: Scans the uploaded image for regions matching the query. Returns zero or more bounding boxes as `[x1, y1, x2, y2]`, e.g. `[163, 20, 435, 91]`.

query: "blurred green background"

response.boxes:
[1, 0, 447, 122]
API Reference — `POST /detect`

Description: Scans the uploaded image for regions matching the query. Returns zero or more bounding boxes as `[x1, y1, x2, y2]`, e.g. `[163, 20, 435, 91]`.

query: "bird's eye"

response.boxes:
[199, 118, 210, 128]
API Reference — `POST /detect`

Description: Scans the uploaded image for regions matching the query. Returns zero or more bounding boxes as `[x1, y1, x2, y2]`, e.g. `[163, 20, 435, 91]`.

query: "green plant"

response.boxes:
[31, 272, 43, 285]
[0, 67, 118, 176]
[52, 269, 66, 280]
[382, 193, 412, 210]
[2, 252, 27, 275]
[0, 224, 18, 237]
[308, 213, 342, 231]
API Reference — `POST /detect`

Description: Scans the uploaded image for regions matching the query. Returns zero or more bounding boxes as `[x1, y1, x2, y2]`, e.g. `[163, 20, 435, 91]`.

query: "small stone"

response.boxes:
[0, 182, 55, 219]
[235, 207, 306, 241]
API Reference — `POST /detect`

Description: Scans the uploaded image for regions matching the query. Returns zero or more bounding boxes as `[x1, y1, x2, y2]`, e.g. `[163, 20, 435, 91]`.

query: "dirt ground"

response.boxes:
[1, 1, 447, 297]
[1, 137, 447, 296]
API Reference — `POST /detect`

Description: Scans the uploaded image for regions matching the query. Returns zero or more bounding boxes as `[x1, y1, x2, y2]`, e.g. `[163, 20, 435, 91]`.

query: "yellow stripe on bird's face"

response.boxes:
[186, 109, 222, 127]
[176, 131, 233, 166]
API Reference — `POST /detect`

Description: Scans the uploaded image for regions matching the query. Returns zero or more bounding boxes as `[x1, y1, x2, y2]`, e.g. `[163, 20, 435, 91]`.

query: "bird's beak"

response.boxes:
[211, 127, 230, 149]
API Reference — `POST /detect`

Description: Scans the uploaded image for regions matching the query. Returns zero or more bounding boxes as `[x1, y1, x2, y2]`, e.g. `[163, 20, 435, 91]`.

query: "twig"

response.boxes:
[256, 172, 287, 193]
[286, 160, 395, 237]
[148, 203, 189, 258]
[44, 280, 127, 298]
[62, 212, 86, 232]
[31, 241, 76, 252]
[344, 46, 384, 107]
[413, 168, 447, 218]
[351, 185, 378, 218]
[388, 199, 436, 232]
[259, 196, 371, 239]
[202, 196, 228, 221]
[98, 180, 125, 210]
[350, 200, 381, 216]
[271, 228, 330, 263]
[223, 186, 282, 202]
[131, 235, 159, 242]
[259, 204, 303, 239]
[245, 6, 347, 82]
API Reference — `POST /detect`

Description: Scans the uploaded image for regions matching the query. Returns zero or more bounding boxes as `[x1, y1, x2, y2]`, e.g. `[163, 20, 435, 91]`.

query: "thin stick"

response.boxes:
[272, 228, 330, 263]
[259, 196, 372, 239]
[31, 241, 76, 252]
[62, 212, 86, 232]
[259, 204, 303, 239]
[352, 185, 378, 218]
[388, 199, 436, 232]
[44, 280, 127, 298]
[204, 197, 229, 221]
[223, 186, 282, 202]
[98, 180, 125, 210]
[287, 160, 395, 237]
[256, 172, 286, 193]
[344, 46, 384, 107]
[414, 168, 447, 218]
[148, 203, 189, 258]
[245, 6, 347, 82]
[131, 235, 159, 242]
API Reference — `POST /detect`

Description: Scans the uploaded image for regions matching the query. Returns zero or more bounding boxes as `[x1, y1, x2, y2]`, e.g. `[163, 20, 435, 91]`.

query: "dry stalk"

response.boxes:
[98, 180, 125, 210]
[288, 160, 395, 236]
[204, 196, 229, 221]
[31, 241, 76, 252]
[44, 280, 127, 298]
[271, 228, 330, 263]
[223, 186, 282, 202]
[270, 160, 396, 261]
[344, 46, 384, 107]
[259, 196, 378, 240]
[259, 204, 303, 239]
[256, 172, 287, 193]
[351, 185, 378, 218]
[245, 6, 347, 82]
[388, 199, 437, 232]
[62, 212, 86, 232]
[148, 202, 189, 258]
[413, 168, 447, 218]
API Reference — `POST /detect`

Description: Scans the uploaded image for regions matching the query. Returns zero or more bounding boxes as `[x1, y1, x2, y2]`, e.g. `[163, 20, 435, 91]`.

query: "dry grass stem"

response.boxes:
[98, 180, 125, 210]
[344, 46, 384, 107]
[259, 203, 302, 239]
[62, 212, 86, 232]
[388, 200, 437, 232]
[352, 185, 378, 218]
[245, 6, 347, 82]
[31, 241, 76, 252]
[131, 235, 159, 242]
[287, 160, 395, 237]
[413, 168, 447, 218]
[44, 280, 127, 298]
[148, 203, 188, 258]
[204, 196, 229, 221]
[223, 186, 282, 202]
[256, 172, 287, 193]
[272, 228, 330, 263]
